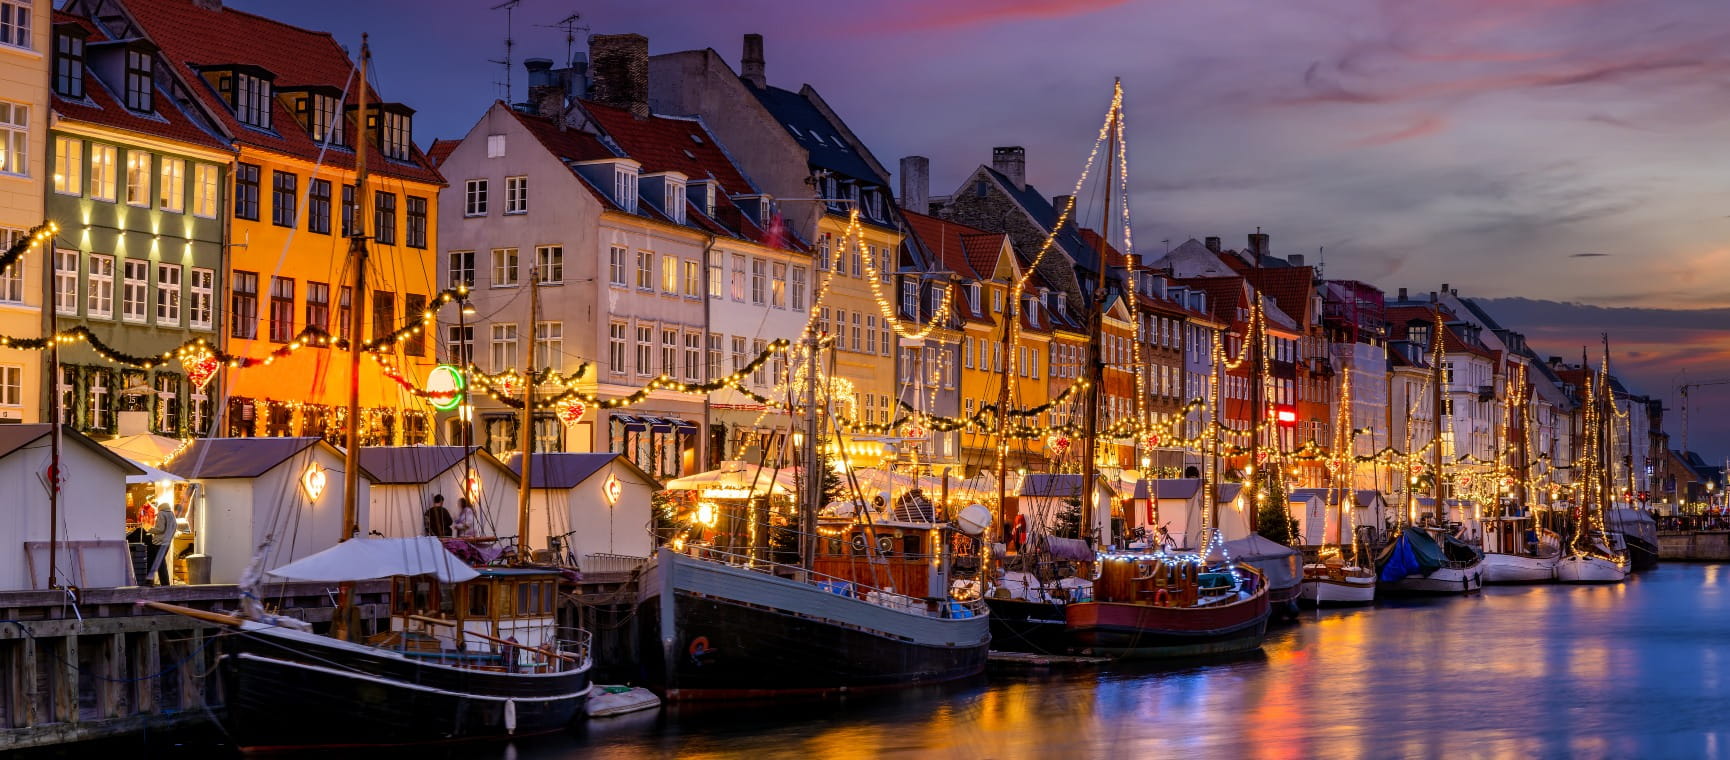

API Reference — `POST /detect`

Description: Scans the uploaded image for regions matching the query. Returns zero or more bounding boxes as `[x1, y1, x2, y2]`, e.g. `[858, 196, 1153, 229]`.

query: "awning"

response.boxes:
[611, 413, 646, 432]
[647, 417, 675, 433]
[265, 537, 480, 584]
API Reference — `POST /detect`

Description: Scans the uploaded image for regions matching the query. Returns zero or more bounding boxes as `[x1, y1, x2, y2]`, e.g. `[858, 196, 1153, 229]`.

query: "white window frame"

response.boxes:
[189, 267, 214, 330]
[125, 150, 151, 207]
[771, 261, 787, 309]
[490, 323, 518, 372]
[661, 254, 678, 294]
[791, 266, 807, 310]
[0, 1, 31, 51]
[505, 175, 527, 214]
[490, 247, 518, 287]
[536, 245, 562, 284]
[465, 178, 488, 216]
[159, 157, 185, 212]
[0, 101, 26, 176]
[0, 228, 21, 304]
[683, 259, 700, 298]
[54, 248, 77, 314]
[121, 258, 148, 322]
[193, 163, 219, 218]
[608, 322, 628, 374]
[608, 245, 627, 287]
[156, 262, 182, 325]
[447, 250, 474, 287]
[87, 253, 114, 319]
[534, 321, 562, 368]
[635, 250, 653, 290]
[486, 134, 506, 158]
[53, 136, 80, 196]
[90, 143, 117, 201]
[0, 363, 18, 408]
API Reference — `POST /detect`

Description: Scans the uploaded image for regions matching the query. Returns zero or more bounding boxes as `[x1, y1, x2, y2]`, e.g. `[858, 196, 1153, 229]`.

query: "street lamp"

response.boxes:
[458, 295, 477, 449]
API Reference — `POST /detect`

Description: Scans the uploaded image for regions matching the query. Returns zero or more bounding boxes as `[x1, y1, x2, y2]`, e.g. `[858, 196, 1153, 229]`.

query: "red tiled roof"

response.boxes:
[1180, 276, 1249, 324]
[902, 210, 985, 280]
[580, 101, 756, 198]
[1245, 266, 1315, 325]
[117, 0, 442, 184]
[426, 138, 459, 167]
[50, 11, 228, 152]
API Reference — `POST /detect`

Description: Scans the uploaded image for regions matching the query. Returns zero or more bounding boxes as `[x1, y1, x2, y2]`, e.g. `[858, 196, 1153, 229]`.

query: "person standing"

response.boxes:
[424, 494, 453, 537]
[150, 501, 178, 586]
[452, 497, 480, 538]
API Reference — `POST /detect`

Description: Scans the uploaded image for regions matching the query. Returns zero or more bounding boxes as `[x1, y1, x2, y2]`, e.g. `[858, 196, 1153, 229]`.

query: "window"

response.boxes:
[447, 250, 474, 288]
[231, 72, 271, 129]
[992, 288, 1003, 313]
[505, 176, 527, 214]
[490, 323, 518, 372]
[268, 277, 294, 342]
[851, 245, 862, 278]
[683, 259, 700, 297]
[121, 259, 148, 322]
[0, 233, 18, 304]
[866, 315, 877, 354]
[465, 179, 487, 216]
[881, 322, 890, 356]
[608, 246, 627, 286]
[307, 178, 331, 234]
[341, 184, 357, 236]
[54, 249, 77, 314]
[0, 363, 19, 408]
[230, 270, 257, 338]
[661, 329, 678, 376]
[374, 191, 396, 245]
[817, 234, 831, 271]
[661, 254, 678, 294]
[189, 268, 213, 329]
[156, 263, 181, 325]
[491, 248, 518, 287]
[406, 196, 428, 248]
[850, 312, 861, 352]
[729, 254, 746, 300]
[301, 93, 343, 145]
[791, 266, 807, 310]
[53, 137, 80, 195]
[234, 162, 259, 219]
[635, 251, 653, 290]
[372, 108, 411, 160]
[0, 101, 20, 176]
[965, 338, 974, 369]
[664, 179, 687, 224]
[88, 371, 109, 431]
[194, 163, 219, 218]
[305, 281, 329, 333]
[684, 332, 701, 381]
[535, 322, 562, 368]
[635, 325, 654, 376]
[371, 290, 395, 343]
[608, 322, 627, 374]
[750, 258, 766, 305]
[708, 253, 722, 298]
[901, 280, 917, 317]
[880, 249, 891, 283]
[486, 134, 505, 158]
[84, 143, 116, 202]
[271, 170, 296, 226]
[614, 166, 638, 212]
[446, 324, 473, 365]
[404, 294, 426, 356]
[706, 333, 722, 380]
[751, 339, 767, 384]
[731, 336, 747, 372]
[54, 32, 82, 98]
[125, 49, 153, 112]
[157, 157, 185, 212]
[124, 151, 150, 206]
[0, 2, 28, 50]
[771, 262, 787, 308]
[533, 245, 563, 284]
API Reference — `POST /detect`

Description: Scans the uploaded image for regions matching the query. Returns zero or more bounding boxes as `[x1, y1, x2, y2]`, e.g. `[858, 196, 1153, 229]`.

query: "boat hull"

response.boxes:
[1065, 590, 1270, 659]
[1482, 552, 1557, 584]
[221, 625, 591, 750]
[984, 597, 1071, 653]
[1556, 554, 1627, 584]
[640, 550, 990, 700]
[1299, 570, 1376, 607]
[1378, 564, 1483, 596]
[1624, 536, 1659, 571]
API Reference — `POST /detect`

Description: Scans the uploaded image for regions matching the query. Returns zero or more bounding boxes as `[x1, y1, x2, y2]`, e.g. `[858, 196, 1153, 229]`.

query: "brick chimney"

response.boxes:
[1051, 194, 1075, 218]
[1204, 236, 1221, 254]
[1398, 287, 1408, 301]
[992, 146, 1025, 190]
[899, 156, 929, 215]
[524, 58, 564, 123]
[1288, 254, 1305, 267]
[589, 33, 650, 119]
[741, 33, 766, 89]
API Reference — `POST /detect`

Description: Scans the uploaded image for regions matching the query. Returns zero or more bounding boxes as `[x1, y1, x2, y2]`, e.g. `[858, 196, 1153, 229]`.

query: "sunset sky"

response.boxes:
[234, 0, 1730, 459]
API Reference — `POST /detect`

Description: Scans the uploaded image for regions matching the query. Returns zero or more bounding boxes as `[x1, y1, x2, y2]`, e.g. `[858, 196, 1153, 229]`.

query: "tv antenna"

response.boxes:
[538, 12, 589, 67]
[489, 0, 521, 103]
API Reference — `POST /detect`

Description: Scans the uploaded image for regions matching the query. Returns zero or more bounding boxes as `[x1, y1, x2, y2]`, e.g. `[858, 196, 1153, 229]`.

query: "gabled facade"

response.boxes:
[0, 0, 49, 425]
[47, 9, 229, 439]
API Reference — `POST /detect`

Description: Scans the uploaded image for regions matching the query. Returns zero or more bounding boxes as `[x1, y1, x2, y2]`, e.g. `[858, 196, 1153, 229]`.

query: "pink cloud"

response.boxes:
[1351, 114, 1447, 146]
[860, 0, 1129, 33]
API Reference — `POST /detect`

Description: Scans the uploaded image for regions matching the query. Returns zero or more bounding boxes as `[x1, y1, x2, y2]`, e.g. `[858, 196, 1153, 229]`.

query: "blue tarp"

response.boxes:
[1379, 534, 1422, 582]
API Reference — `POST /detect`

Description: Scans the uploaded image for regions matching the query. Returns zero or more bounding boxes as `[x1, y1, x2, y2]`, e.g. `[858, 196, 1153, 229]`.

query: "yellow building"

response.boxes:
[0, 0, 49, 424]
[116, 0, 444, 444]
[814, 211, 900, 468]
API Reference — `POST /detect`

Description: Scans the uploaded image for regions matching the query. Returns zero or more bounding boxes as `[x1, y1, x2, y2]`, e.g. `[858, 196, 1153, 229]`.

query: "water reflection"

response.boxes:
[213, 565, 1729, 760]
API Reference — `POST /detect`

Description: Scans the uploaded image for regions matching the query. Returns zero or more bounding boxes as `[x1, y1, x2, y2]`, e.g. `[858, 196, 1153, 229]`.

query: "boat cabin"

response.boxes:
[813, 519, 971, 607]
[376, 567, 582, 672]
[1091, 554, 1262, 608]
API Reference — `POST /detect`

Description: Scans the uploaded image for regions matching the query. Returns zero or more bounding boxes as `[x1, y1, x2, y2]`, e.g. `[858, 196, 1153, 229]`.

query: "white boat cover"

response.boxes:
[265, 537, 480, 583]
[1224, 534, 1302, 590]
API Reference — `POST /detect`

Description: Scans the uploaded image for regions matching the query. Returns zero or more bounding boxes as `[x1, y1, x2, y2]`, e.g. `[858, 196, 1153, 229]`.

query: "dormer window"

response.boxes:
[613, 166, 638, 213]
[665, 177, 686, 225]
[210, 66, 274, 129]
[864, 188, 881, 219]
[293, 90, 344, 145]
[53, 28, 85, 99]
[368, 105, 413, 161]
[967, 282, 981, 313]
[124, 48, 152, 112]
[1056, 292, 1067, 312]
[687, 180, 716, 218]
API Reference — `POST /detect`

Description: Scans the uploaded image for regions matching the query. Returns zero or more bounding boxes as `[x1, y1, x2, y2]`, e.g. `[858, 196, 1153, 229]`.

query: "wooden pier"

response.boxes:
[1657, 531, 1730, 562]
[0, 581, 387, 752]
[987, 651, 1111, 668]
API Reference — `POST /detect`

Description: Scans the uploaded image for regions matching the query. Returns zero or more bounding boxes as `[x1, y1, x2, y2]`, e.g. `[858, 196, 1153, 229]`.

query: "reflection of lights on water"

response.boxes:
[1707, 565, 1720, 587]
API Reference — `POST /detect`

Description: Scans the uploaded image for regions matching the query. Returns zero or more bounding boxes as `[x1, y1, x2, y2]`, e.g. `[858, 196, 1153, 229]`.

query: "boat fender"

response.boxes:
[1153, 587, 1171, 607]
[505, 698, 517, 734]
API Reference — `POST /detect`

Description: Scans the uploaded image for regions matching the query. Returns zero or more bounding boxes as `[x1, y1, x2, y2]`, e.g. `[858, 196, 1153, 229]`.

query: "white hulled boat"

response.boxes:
[1481, 515, 1560, 584]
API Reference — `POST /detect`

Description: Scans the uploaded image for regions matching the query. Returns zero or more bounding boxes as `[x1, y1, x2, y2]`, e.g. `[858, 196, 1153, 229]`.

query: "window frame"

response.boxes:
[233, 162, 260, 220]
[121, 258, 149, 323]
[155, 262, 182, 325]
[504, 175, 527, 214]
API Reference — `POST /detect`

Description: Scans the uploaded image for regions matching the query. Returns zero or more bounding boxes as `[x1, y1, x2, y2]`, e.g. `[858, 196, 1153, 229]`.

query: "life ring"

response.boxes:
[688, 636, 711, 658]
[1153, 587, 1171, 606]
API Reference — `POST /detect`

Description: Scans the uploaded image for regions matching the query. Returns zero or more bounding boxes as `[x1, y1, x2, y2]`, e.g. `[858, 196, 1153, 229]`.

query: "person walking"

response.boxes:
[424, 494, 453, 537]
[150, 501, 178, 586]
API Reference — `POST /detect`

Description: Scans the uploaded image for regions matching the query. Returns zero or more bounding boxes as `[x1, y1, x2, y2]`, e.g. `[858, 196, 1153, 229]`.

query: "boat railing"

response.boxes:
[682, 546, 987, 620]
[555, 625, 593, 670]
[584, 552, 649, 575]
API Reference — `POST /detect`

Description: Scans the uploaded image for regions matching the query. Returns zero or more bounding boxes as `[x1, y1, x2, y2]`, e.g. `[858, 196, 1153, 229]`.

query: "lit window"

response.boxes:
[53, 137, 80, 195]
[159, 158, 185, 212]
[491, 248, 518, 287]
[505, 175, 527, 214]
[125, 151, 151, 206]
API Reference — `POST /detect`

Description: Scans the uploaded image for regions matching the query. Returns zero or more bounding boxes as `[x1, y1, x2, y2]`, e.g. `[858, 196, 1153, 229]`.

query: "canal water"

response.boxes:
[184, 563, 1730, 759]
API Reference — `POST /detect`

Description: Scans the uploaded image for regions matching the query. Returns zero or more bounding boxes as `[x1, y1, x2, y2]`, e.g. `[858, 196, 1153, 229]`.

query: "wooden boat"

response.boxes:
[1481, 516, 1560, 584]
[1376, 526, 1484, 595]
[221, 550, 592, 749]
[1065, 554, 1270, 658]
[1300, 559, 1376, 606]
[1555, 551, 1628, 584]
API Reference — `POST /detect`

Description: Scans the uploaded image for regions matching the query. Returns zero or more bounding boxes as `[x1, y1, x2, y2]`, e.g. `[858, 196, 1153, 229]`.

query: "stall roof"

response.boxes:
[1138, 479, 1205, 500]
[162, 437, 374, 480]
[358, 446, 518, 485]
[0, 424, 144, 476]
[507, 452, 661, 490]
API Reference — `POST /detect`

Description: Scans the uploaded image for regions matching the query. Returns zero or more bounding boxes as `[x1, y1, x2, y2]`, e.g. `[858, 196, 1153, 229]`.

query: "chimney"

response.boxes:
[1429, 291, 1438, 302]
[1288, 254, 1305, 267]
[899, 156, 929, 215]
[1441, 282, 1450, 293]
[1397, 287, 1407, 301]
[741, 34, 766, 89]
[992, 146, 1025, 190]
[524, 58, 564, 122]
[1051, 194, 1075, 216]
[589, 33, 650, 119]
[1204, 236, 1221, 254]
[1247, 231, 1270, 259]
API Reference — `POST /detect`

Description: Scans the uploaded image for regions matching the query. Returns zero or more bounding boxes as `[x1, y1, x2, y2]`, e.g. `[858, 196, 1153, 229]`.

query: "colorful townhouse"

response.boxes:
[78, 0, 447, 445]
[47, 8, 229, 438]
[0, 0, 47, 424]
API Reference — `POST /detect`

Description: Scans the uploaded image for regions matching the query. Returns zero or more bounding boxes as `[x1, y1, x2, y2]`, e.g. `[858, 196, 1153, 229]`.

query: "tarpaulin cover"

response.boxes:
[1224, 534, 1301, 589]
[265, 537, 480, 584]
[1038, 535, 1096, 561]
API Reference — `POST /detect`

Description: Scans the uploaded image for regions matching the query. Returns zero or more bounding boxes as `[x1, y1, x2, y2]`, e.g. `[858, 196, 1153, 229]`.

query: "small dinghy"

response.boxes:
[587, 685, 662, 718]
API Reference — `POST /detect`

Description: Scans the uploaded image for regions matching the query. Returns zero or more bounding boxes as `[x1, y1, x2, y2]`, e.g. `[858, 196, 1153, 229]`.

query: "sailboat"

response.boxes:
[1482, 363, 1561, 584]
[1377, 307, 1484, 595]
[149, 39, 593, 748]
[1556, 341, 1629, 584]
[1300, 371, 1375, 606]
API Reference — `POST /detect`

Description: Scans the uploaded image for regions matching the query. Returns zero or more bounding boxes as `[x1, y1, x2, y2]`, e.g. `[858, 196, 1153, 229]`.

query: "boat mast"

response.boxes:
[1248, 236, 1263, 535]
[995, 283, 1014, 544]
[1429, 306, 1444, 525]
[515, 268, 539, 562]
[340, 35, 370, 544]
[47, 248, 61, 588]
[799, 333, 819, 572]
[1079, 80, 1117, 549]
[1209, 330, 1224, 548]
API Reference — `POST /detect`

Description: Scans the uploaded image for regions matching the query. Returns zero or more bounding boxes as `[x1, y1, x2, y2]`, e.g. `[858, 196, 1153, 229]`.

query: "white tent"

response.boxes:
[102, 433, 185, 466]
[664, 460, 799, 497]
[267, 537, 479, 583]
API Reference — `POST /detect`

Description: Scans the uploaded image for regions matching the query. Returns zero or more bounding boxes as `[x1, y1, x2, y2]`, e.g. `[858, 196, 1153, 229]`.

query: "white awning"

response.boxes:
[265, 537, 480, 584]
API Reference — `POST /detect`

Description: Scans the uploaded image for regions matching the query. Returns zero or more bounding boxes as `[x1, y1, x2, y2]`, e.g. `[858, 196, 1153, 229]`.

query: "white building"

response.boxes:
[1, 424, 142, 590]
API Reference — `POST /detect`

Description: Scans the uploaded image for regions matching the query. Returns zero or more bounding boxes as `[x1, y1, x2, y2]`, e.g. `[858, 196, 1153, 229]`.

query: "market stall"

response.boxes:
[1, 424, 143, 590]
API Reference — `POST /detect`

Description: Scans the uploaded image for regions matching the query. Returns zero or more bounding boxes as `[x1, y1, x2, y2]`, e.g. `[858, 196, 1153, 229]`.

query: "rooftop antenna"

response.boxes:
[539, 12, 589, 68]
[1318, 245, 1325, 279]
[489, 0, 521, 103]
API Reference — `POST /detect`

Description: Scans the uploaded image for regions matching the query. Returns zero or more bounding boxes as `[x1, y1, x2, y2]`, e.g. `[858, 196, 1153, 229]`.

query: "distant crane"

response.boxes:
[1676, 377, 1730, 454]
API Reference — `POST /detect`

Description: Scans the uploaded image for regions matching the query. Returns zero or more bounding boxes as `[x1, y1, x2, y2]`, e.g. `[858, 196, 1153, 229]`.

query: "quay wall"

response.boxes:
[1657, 531, 1730, 562]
